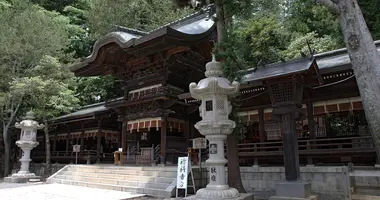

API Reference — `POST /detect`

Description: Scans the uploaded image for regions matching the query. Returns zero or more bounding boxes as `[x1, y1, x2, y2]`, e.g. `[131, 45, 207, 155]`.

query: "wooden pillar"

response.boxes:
[258, 108, 266, 143]
[65, 125, 70, 155]
[160, 116, 167, 164]
[53, 132, 57, 152]
[117, 122, 121, 150]
[184, 120, 190, 144]
[117, 115, 127, 152]
[281, 112, 300, 181]
[122, 119, 127, 153]
[307, 102, 316, 140]
[96, 119, 102, 163]
[80, 122, 85, 151]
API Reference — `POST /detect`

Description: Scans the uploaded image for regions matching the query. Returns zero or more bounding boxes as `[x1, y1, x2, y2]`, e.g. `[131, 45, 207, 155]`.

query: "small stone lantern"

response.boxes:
[189, 55, 240, 199]
[5, 111, 43, 182]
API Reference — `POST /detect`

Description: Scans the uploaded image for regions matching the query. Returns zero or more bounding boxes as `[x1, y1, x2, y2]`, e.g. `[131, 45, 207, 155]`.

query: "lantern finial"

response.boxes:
[205, 54, 223, 78]
[25, 110, 35, 120]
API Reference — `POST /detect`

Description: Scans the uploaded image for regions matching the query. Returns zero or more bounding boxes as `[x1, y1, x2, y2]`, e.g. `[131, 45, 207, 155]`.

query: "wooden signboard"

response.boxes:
[176, 157, 196, 198]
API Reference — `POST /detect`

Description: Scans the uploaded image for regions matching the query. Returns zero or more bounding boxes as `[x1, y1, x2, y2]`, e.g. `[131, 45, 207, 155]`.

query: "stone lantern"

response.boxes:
[5, 111, 43, 183]
[189, 55, 241, 199]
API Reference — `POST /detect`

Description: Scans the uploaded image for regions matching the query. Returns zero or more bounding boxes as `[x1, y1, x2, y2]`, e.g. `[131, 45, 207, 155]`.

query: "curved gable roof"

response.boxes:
[70, 5, 216, 74]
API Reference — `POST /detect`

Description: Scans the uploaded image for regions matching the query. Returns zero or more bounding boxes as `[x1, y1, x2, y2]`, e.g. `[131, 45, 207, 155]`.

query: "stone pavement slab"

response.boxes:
[0, 183, 146, 200]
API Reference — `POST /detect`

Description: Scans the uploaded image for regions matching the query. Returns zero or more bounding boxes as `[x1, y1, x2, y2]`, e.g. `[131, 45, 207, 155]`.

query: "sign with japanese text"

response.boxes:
[192, 137, 207, 149]
[176, 157, 189, 189]
[73, 145, 81, 153]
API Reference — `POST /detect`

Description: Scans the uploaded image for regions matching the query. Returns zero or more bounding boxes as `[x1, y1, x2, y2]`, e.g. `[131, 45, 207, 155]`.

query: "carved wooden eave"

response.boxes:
[69, 5, 216, 77]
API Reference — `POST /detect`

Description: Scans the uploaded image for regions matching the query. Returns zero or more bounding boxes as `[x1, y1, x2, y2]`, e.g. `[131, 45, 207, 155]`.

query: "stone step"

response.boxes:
[66, 165, 177, 172]
[58, 171, 174, 184]
[48, 179, 172, 198]
[65, 167, 177, 177]
[52, 175, 170, 189]
[352, 195, 380, 200]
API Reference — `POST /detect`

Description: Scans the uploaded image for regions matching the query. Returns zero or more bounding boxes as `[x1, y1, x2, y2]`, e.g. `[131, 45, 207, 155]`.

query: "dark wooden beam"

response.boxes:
[258, 108, 266, 143]
[80, 122, 85, 151]
[174, 54, 205, 74]
[96, 118, 102, 163]
[160, 116, 168, 164]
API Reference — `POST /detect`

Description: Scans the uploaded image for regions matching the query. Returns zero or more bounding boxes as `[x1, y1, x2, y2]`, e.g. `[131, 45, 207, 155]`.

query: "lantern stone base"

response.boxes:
[185, 191, 254, 200]
[4, 172, 40, 183]
[269, 182, 318, 200]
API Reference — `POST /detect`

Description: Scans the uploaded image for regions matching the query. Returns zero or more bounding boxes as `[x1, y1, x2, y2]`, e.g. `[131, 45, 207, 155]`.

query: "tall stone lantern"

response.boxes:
[189, 55, 240, 199]
[5, 111, 43, 183]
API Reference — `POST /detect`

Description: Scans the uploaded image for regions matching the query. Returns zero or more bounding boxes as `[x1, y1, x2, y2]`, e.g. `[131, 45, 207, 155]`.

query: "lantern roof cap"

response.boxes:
[189, 56, 240, 99]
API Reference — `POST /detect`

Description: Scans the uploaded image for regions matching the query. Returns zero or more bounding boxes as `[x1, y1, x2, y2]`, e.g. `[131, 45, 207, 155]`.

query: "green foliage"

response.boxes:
[285, 0, 341, 39]
[74, 76, 123, 106]
[282, 32, 340, 60]
[86, 0, 194, 38]
[0, 1, 70, 66]
[358, 0, 380, 40]
[27, 55, 79, 119]
[235, 15, 289, 66]
[0, 0, 77, 127]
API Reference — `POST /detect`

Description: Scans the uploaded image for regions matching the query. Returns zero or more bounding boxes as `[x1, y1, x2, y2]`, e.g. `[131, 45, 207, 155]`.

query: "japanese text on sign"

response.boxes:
[176, 157, 189, 189]
[210, 167, 217, 182]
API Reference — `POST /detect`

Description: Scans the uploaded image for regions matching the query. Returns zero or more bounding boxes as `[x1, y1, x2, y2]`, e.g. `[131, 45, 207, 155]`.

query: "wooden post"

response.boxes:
[184, 120, 190, 144]
[258, 108, 266, 143]
[281, 112, 300, 181]
[53, 132, 57, 152]
[160, 116, 167, 164]
[65, 125, 70, 156]
[80, 122, 85, 152]
[96, 118, 102, 163]
[118, 115, 127, 153]
[307, 102, 316, 140]
[117, 122, 121, 151]
[122, 119, 127, 153]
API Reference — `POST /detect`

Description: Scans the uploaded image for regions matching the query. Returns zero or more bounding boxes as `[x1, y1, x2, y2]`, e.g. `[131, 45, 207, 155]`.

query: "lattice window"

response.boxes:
[270, 82, 293, 104]
[216, 100, 224, 110]
[315, 115, 327, 138]
[269, 80, 303, 105]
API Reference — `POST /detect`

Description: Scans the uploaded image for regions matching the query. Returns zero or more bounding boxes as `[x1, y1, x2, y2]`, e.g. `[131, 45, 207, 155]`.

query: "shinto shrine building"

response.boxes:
[32, 5, 378, 166]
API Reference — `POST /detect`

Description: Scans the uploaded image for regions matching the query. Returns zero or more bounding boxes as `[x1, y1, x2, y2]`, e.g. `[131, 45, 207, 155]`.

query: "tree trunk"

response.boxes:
[3, 126, 10, 177]
[44, 120, 51, 174]
[323, 0, 380, 162]
[214, 0, 246, 191]
[227, 134, 246, 192]
[215, 0, 225, 44]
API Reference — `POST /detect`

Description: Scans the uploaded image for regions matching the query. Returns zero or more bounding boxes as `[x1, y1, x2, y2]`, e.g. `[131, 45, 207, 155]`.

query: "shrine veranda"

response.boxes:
[29, 5, 377, 167]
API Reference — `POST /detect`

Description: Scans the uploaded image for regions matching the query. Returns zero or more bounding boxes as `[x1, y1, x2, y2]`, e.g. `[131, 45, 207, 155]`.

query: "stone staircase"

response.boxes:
[46, 165, 177, 198]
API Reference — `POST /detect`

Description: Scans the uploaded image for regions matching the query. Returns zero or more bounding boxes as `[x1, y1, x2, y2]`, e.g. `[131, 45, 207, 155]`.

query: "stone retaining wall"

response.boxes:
[12, 163, 66, 178]
[192, 166, 351, 200]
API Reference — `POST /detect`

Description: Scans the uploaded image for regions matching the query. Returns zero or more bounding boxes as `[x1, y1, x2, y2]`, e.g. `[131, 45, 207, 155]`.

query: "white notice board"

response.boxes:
[176, 157, 189, 189]
[73, 145, 81, 153]
[192, 137, 207, 149]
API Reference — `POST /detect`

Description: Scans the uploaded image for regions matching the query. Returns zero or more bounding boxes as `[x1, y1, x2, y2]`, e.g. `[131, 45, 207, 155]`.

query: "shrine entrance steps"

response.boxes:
[46, 165, 177, 198]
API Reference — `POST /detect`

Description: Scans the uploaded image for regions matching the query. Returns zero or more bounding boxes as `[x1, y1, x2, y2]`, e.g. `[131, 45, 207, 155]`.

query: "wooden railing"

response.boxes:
[237, 136, 374, 155]
[236, 136, 375, 165]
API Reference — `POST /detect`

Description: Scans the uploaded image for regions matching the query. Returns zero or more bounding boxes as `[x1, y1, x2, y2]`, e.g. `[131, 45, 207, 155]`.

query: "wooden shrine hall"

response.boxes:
[32, 5, 378, 166]
[180, 42, 380, 166]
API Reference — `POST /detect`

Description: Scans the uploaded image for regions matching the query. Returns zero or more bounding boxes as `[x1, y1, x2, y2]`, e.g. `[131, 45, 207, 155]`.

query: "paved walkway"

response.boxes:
[0, 183, 146, 200]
